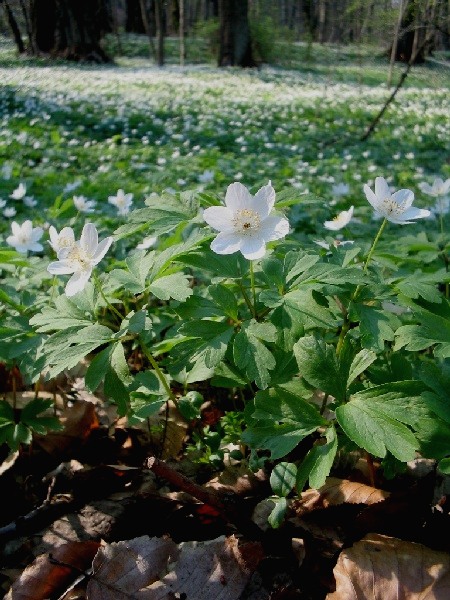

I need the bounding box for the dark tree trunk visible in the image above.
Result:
[218,0,255,67]
[154,0,164,66]
[126,0,145,32]
[30,0,111,62]
[1,0,25,53]
[391,1,427,64]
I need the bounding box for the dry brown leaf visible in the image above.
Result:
[86,535,179,599]
[327,533,450,600]
[295,477,390,514]
[5,541,100,600]
[86,535,263,600]
[139,535,264,600]
[207,465,268,496]
[4,390,64,410]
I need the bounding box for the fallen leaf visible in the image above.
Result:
[294,477,390,514]
[327,533,450,599]
[86,535,263,600]
[87,536,179,599]
[5,541,99,600]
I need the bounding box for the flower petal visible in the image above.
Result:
[240,236,266,260]
[252,181,276,218]
[374,177,390,200]
[92,237,113,263]
[47,260,75,275]
[210,231,242,255]
[363,184,380,211]
[65,270,92,297]
[396,207,431,222]
[202,206,235,232]
[31,227,44,242]
[29,242,43,252]
[392,189,414,209]
[224,182,252,211]
[259,215,290,241]
[11,221,21,236]
[80,223,98,254]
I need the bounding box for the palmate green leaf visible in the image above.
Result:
[30,293,95,333]
[394,269,448,303]
[149,272,193,302]
[270,303,305,351]
[335,381,428,461]
[176,247,249,279]
[242,386,326,459]
[41,324,115,379]
[268,497,288,529]
[284,251,320,285]
[350,304,397,351]
[0,423,32,451]
[289,262,366,291]
[178,320,235,368]
[85,342,132,392]
[233,320,277,389]
[293,335,345,402]
[394,297,450,358]
[208,284,238,320]
[113,191,199,240]
[296,426,338,491]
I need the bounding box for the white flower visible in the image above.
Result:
[430,196,450,218]
[73,195,96,213]
[47,223,113,297]
[136,235,158,250]
[198,170,215,184]
[324,206,354,231]
[363,177,430,224]
[108,189,133,216]
[3,206,16,218]
[332,183,349,197]
[10,183,27,200]
[0,198,6,208]
[63,180,82,194]
[1,163,12,180]
[202,181,290,260]
[419,177,450,197]
[23,196,37,208]
[6,220,44,254]
[48,226,76,255]
[314,239,354,250]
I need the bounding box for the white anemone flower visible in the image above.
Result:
[324,206,354,231]
[3,207,16,218]
[6,220,44,254]
[47,223,113,297]
[419,177,450,197]
[108,189,133,215]
[314,239,354,250]
[73,195,96,213]
[202,181,290,260]
[363,177,430,224]
[48,226,76,256]
[23,195,37,208]
[10,183,27,200]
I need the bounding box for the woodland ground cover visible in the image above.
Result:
[0,34,450,599]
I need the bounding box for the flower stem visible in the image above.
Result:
[337,218,388,356]
[238,280,256,319]
[93,272,122,322]
[139,338,178,407]
[249,260,257,316]
[363,218,388,273]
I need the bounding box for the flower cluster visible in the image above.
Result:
[47,223,113,297]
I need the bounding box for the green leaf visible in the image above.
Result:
[268,497,288,529]
[209,284,238,320]
[350,304,397,351]
[395,270,447,303]
[438,458,450,474]
[335,382,427,461]
[270,462,297,497]
[178,320,234,368]
[233,321,276,389]
[150,273,193,302]
[346,347,377,388]
[242,386,326,459]
[293,335,345,401]
[296,426,338,491]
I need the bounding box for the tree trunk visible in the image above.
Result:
[139,0,156,58]
[154,0,164,66]
[179,0,185,65]
[1,0,25,53]
[126,0,145,32]
[218,0,255,67]
[30,0,111,62]
[390,0,427,63]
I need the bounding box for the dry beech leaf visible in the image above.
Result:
[295,477,390,514]
[87,535,263,600]
[5,541,100,600]
[87,535,179,599]
[327,533,450,600]
[207,465,268,496]
[140,535,264,600]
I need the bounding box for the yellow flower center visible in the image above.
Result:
[232,209,261,234]
[380,196,404,217]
